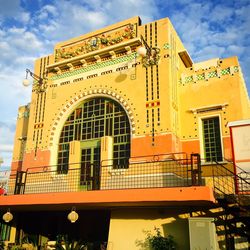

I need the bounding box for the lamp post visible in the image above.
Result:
[137,35,160,67]
[23,69,47,93]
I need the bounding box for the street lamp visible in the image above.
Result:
[23,69,47,93]
[137,35,160,67]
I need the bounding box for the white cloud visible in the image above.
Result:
[36,4,59,21]
[0,145,13,153]
[14,56,37,65]
[19,11,31,24]
[32,0,158,41]
[209,5,234,22]
[227,45,245,56]
[11,31,43,51]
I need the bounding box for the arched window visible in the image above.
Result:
[57,97,131,172]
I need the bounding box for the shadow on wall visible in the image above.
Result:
[162,219,189,250]
[133,207,226,250]
[115,73,127,82]
[135,227,177,250]
[134,214,189,250]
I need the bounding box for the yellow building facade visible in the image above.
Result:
[11,17,250,171]
[1,16,250,250]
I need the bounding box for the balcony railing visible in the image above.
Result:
[212,161,250,203]
[5,154,203,195]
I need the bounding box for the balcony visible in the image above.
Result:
[2,153,249,210]
[6,154,203,195]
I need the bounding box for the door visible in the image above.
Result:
[80,139,101,190]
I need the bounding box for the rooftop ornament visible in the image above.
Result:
[137,35,160,67]
[23,69,47,93]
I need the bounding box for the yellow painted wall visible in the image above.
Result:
[108,208,190,250]
[11,105,30,170]
[107,207,230,250]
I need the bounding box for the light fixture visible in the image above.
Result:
[23,69,47,93]
[67,207,79,223]
[137,35,160,67]
[137,46,147,57]
[2,209,13,223]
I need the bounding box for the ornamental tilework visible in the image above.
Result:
[234,66,239,73]
[207,71,217,78]
[185,76,193,83]
[221,67,230,75]
[181,66,239,84]
[163,43,171,49]
[50,52,137,80]
[197,73,205,80]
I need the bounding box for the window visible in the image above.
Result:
[202,117,223,162]
[57,98,131,171]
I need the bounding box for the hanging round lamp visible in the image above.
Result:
[3,209,13,223]
[137,46,147,57]
[67,207,79,223]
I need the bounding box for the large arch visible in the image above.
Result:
[48,90,135,168]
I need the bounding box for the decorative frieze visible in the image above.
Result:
[50,52,137,81]
[180,66,239,85]
[55,23,137,63]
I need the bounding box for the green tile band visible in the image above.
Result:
[50,52,137,80]
[181,66,239,84]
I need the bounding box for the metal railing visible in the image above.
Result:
[4,156,249,198]
[212,161,250,202]
[5,155,203,195]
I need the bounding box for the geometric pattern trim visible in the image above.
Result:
[185,75,193,83]
[50,52,137,81]
[49,89,136,145]
[181,66,239,84]
[163,43,171,49]
[146,100,160,108]
[221,67,230,75]
[207,71,217,78]
[34,123,44,129]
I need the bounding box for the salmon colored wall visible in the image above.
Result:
[131,134,177,158]
[223,137,232,160]
[180,137,232,160]
[22,150,51,171]
[180,140,200,156]
[11,161,23,172]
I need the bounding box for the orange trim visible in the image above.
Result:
[0,186,215,208]
[235,159,250,163]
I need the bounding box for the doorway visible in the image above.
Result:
[80,139,101,190]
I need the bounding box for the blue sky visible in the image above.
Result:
[0,0,250,168]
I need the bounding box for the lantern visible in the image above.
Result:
[3,209,13,223]
[67,207,79,223]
